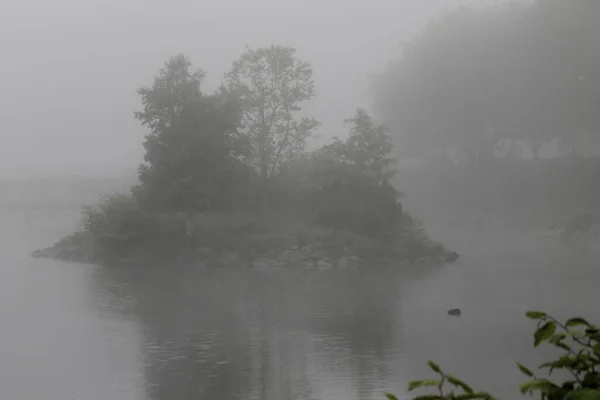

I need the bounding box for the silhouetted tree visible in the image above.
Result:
[374,1,600,163]
[133,54,249,212]
[224,45,320,208]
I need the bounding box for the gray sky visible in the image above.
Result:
[0,0,469,178]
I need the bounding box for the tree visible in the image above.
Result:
[133,54,248,212]
[373,1,600,163]
[135,53,205,135]
[326,108,396,182]
[307,109,404,236]
[224,45,320,207]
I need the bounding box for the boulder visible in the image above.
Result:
[445,251,460,263]
[278,249,306,264]
[252,258,279,271]
[316,259,334,270]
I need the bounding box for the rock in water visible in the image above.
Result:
[445,251,460,263]
[447,308,461,317]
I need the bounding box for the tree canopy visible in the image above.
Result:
[224,45,320,182]
[133,54,248,212]
[374,0,600,163]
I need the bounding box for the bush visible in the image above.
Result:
[387,311,600,400]
[82,194,189,263]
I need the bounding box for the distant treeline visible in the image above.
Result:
[396,156,600,229]
[374,0,600,164]
[372,0,600,227]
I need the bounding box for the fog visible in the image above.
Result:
[2,0,600,399]
[0,0,471,178]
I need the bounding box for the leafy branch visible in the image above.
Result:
[388,311,600,400]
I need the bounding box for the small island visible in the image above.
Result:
[32,47,458,269]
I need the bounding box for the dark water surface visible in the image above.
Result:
[2,208,599,400]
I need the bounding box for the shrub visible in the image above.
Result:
[82,194,188,263]
[387,311,600,400]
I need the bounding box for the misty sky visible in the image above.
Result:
[1,0,471,178]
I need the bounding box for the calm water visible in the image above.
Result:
[2,207,599,400]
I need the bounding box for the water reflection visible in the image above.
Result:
[7,206,600,400]
[90,266,431,400]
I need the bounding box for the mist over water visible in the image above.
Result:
[2,180,598,400]
[2,0,599,398]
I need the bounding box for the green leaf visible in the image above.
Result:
[566,318,591,327]
[561,381,577,390]
[427,360,442,374]
[519,381,536,394]
[409,379,443,391]
[547,387,569,400]
[385,393,399,400]
[564,389,600,400]
[582,372,599,388]
[588,333,600,341]
[594,343,600,358]
[550,333,567,342]
[519,380,558,394]
[455,394,494,400]
[412,396,445,400]
[534,322,557,347]
[526,311,547,320]
[447,375,474,393]
[516,362,535,377]
[585,328,599,336]
[555,342,573,352]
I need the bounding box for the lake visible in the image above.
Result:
[1,205,599,400]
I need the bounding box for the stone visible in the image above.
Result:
[444,251,460,263]
[316,259,334,270]
[252,258,279,271]
[219,251,239,267]
[278,249,306,265]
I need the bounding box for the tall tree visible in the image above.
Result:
[133,54,247,212]
[224,45,320,197]
[135,53,205,135]
[310,109,403,236]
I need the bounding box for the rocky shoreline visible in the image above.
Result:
[31,233,460,270]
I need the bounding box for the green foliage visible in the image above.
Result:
[325,108,396,181]
[44,48,453,266]
[82,194,189,263]
[224,45,320,183]
[133,54,249,213]
[390,311,600,400]
[404,360,494,400]
[304,109,404,237]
